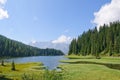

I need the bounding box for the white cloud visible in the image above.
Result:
[0,8,9,19]
[93,0,120,29]
[0,0,9,20]
[31,40,37,44]
[0,0,6,5]
[52,35,72,44]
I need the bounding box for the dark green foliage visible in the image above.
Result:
[0,74,12,80]
[69,21,120,56]
[68,39,77,55]
[0,35,64,57]
[11,61,15,71]
[1,60,4,66]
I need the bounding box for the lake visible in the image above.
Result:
[2,56,67,70]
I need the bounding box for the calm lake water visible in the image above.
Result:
[3,56,67,70]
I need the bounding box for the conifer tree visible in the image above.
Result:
[68,21,120,56]
[11,61,15,71]
[1,60,4,66]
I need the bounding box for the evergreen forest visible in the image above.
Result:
[68,22,120,57]
[0,35,64,57]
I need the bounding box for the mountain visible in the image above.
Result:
[0,35,64,57]
[29,41,69,54]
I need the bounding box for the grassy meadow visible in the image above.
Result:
[59,55,120,80]
[0,62,45,80]
[0,62,64,80]
[62,56,120,64]
[59,64,120,80]
[1,56,120,80]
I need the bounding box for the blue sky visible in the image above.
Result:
[0,0,111,44]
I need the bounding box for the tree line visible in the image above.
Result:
[0,35,64,57]
[68,21,120,56]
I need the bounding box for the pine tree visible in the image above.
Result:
[11,61,15,71]
[1,60,4,66]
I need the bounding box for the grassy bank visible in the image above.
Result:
[59,55,120,80]
[0,62,45,80]
[59,64,120,80]
[0,62,65,80]
[63,55,120,64]
[1,56,120,80]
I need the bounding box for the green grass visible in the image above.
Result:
[63,55,120,64]
[0,62,44,80]
[59,55,120,80]
[21,69,64,80]
[0,62,64,80]
[59,64,120,80]
[65,55,96,59]
[1,56,120,80]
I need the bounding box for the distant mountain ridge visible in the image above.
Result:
[29,41,69,54]
[0,35,64,57]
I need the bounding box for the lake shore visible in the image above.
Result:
[59,55,120,80]
[1,56,120,80]
[0,62,45,80]
[0,56,67,70]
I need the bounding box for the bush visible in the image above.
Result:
[1,60,4,66]
[11,61,16,71]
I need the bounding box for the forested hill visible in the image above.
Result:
[68,22,120,56]
[0,35,64,57]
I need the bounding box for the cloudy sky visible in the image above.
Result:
[0,0,119,44]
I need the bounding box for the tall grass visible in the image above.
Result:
[22,69,64,80]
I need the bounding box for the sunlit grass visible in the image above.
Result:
[0,62,44,80]
[22,69,64,80]
[0,62,64,80]
[59,63,120,80]
[63,55,120,64]
[58,55,120,80]
[1,56,120,80]
[65,55,96,59]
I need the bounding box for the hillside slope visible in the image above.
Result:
[69,22,120,56]
[0,35,64,57]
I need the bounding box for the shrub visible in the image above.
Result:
[1,60,4,66]
[11,61,16,71]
